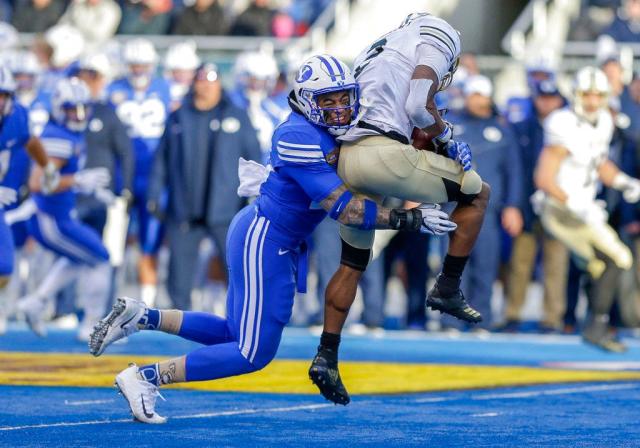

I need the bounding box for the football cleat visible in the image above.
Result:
[115,363,166,424]
[17,294,48,337]
[89,296,145,357]
[426,276,482,323]
[309,347,350,405]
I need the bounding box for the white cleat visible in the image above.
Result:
[89,296,145,357]
[115,364,167,424]
[17,294,47,337]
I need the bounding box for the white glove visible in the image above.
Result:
[417,203,457,235]
[94,188,116,205]
[612,172,640,203]
[73,167,111,195]
[566,197,608,225]
[237,157,271,197]
[40,161,60,195]
[0,186,17,207]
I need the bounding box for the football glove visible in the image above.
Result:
[612,172,640,203]
[40,161,60,195]
[417,203,457,235]
[74,167,111,194]
[446,140,473,172]
[0,186,17,207]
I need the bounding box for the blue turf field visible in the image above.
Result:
[2,327,640,447]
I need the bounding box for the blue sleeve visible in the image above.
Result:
[503,127,524,209]
[273,130,327,168]
[280,163,344,203]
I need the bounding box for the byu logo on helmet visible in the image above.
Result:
[296,64,313,83]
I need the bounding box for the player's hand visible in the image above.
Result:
[501,206,523,237]
[0,186,17,207]
[417,203,457,235]
[73,167,111,194]
[446,140,473,172]
[40,161,60,195]
[432,121,454,150]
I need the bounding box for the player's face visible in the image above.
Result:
[14,73,36,92]
[78,69,105,96]
[316,90,353,126]
[533,94,563,119]
[580,91,606,114]
[171,69,196,86]
[0,92,11,116]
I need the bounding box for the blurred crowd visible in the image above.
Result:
[2,1,640,342]
[0,0,331,39]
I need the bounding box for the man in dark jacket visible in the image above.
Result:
[172,0,228,35]
[229,0,275,36]
[148,63,262,310]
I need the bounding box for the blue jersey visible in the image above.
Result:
[256,111,343,243]
[106,77,171,180]
[0,103,31,192]
[33,121,84,218]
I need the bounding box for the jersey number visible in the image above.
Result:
[353,38,387,79]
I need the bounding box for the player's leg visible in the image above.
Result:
[166,222,206,309]
[19,212,109,335]
[113,209,296,423]
[0,209,14,289]
[338,136,487,322]
[504,230,536,326]
[540,229,569,330]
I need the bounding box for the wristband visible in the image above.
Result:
[389,208,422,231]
[359,199,377,230]
[329,190,354,220]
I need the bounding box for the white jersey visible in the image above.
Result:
[543,107,614,203]
[340,13,461,143]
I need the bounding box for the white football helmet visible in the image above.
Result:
[0,67,16,120]
[164,41,201,72]
[45,25,85,69]
[292,54,359,136]
[51,78,91,132]
[233,50,279,99]
[573,66,610,122]
[122,38,158,90]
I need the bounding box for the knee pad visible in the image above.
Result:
[340,238,372,272]
[461,170,483,196]
[339,224,374,250]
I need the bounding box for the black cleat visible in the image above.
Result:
[426,279,482,324]
[309,347,350,405]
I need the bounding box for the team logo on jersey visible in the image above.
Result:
[221,117,240,133]
[325,147,340,166]
[483,126,502,142]
[210,119,220,131]
[616,113,631,130]
[88,118,103,133]
[296,65,313,83]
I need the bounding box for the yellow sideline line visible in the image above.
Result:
[1,351,639,394]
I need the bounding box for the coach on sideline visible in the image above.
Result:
[148,62,262,310]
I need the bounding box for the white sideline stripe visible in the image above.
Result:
[0,403,333,431]
[471,412,500,418]
[414,383,639,403]
[64,399,115,406]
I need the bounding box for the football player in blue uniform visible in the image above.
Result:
[88,55,456,424]
[0,67,59,290]
[16,78,112,339]
[106,38,171,307]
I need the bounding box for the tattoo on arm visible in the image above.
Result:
[320,185,391,228]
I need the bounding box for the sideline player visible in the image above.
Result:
[309,12,490,405]
[0,67,59,290]
[107,38,171,307]
[17,78,113,339]
[88,55,457,424]
[534,66,640,352]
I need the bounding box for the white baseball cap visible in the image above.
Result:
[463,74,493,98]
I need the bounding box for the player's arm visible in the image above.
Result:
[406,64,446,137]
[28,157,74,193]
[534,145,569,203]
[599,159,640,203]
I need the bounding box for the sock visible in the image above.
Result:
[138,308,161,330]
[137,363,160,386]
[441,254,469,280]
[319,331,341,352]
[140,284,157,307]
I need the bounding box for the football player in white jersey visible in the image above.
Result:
[309,13,490,405]
[534,66,640,352]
